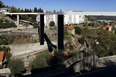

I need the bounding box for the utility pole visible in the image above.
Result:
[93,19,96,68]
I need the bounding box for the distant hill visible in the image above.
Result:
[89,16,116,21]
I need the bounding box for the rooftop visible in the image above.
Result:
[64,26,74,30]
[104,25,112,28]
[0,51,5,61]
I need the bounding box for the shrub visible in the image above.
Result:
[0,36,14,45]
[0,46,10,53]
[0,19,16,29]
[51,50,67,65]
[31,51,52,69]
[8,59,25,75]
[33,23,38,28]
[5,52,12,62]
[49,21,55,27]
[64,30,70,39]
[75,26,82,35]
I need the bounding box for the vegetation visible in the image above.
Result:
[89,16,116,21]
[49,21,55,27]
[30,51,52,70]
[52,50,68,64]
[0,35,14,45]
[0,19,16,29]
[78,36,85,45]
[0,1,5,8]
[5,52,12,62]
[0,46,12,62]
[64,30,70,38]
[75,26,82,35]
[8,59,25,75]
[0,46,10,52]
[82,28,116,58]
[33,23,38,28]
[30,50,76,70]
[0,0,43,24]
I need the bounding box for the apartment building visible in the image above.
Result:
[36,11,85,27]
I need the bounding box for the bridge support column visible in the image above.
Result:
[17,14,19,27]
[57,15,64,50]
[39,14,44,45]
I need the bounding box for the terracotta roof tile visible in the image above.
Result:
[72,11,83,12]
[33,55,37,59]
[64,26,74,30]
[0,51,4,61]
[104,25,112,28]
[63,51,68,56]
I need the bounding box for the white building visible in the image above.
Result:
[36,11,85,27]
[0,8,8,13]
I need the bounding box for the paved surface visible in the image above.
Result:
[0,68,11,74]
[97,55,116,68]
[72,66,116,77]
[8,41,57,57]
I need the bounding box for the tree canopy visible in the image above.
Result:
[49,21,55,27]
[34,7,37,12]
[75,26,82,35]
[0,1,5,8]
[8,59,24,75]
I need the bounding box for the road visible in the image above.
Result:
[51,66,116,77]
[75,66,116,77]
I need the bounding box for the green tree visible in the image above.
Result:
[38,8,43,12]
[75,26,82,35]
[0,1,5,8]
[10,6,20,12]
[31,51,52,69]
[20,15,28,20]
[52,50,66,64]
[8,59,24,75]
[34,7,37,12]
[64,30,71,39]
[49,21,55,27]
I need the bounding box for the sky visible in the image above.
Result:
[1,0,116,12]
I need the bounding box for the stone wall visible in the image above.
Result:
[63,51,98,72]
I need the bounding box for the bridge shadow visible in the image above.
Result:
[22,50,97,77]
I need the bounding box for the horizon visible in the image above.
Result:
[1,0,116,12]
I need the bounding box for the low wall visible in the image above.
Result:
[97,55,116,68]
[63,51,98,72]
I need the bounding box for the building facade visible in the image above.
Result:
[0,8,8,13]
[36,11,85,27]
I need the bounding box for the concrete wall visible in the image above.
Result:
[97,55,116,68]
[63,51,98,72]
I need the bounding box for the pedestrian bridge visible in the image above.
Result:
[5,12,116,50]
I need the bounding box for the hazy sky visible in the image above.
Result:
[1,0,116,12]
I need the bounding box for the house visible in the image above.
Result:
[103,25,112,31]
[0,8,8,13]
[64,26,75,35]
[0,51,5,69]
